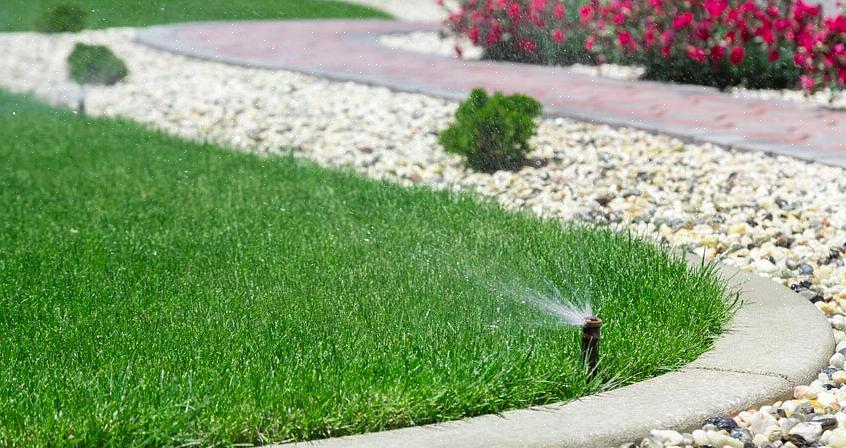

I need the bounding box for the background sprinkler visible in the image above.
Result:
[581,316,601,379]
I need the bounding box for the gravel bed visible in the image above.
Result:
[4,29,846,448]
[380,30,846,109]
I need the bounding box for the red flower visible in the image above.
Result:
[553,3,566,19]
[552,29,565,43]
[800,75,815,90]
[508,3,521,22]
[579,5,594,23]
[530,0,546,12]
[618,31,633,47]
[704,0,728,18]
[519,38,537,53]
[768,48,780,62]
[468,26,480,44]
[729,46,745,64]
[711,45,726,60]
[487,21,502,46]
[673,12,694,30]
[687,46,707,62]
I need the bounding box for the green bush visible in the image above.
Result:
[439,88,542,172]
[33,3,87,33]
[67,43,129,86]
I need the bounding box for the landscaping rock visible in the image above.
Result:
[787,422,823,445]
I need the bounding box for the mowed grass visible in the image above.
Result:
[0,90,734,447]
[0,0,389,32]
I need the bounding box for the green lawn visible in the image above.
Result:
[0,0,390,32]
[0,90,734,447]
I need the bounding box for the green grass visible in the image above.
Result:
[0,90,735,447]
[1,0,390,32]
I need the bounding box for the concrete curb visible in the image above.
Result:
[277,256,833,448]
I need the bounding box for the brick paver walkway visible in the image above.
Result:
[136,20,846,168]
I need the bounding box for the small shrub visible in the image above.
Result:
[439,88,542,172]
[67,43,129,86]
[33,3,88,33]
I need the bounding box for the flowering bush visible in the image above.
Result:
[789,3,846,90]
[444,0,846,92]
[579,0,801,89]
[443,0,596,65]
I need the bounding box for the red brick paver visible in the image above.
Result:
[136,20,846,168]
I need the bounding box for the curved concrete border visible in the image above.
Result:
[278,256,832,448]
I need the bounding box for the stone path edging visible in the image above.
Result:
[279,255,833,448]
[135,20,846,169]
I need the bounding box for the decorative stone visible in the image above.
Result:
[787,421,823,445]
[704,416,739,431]
[829,428,846,448]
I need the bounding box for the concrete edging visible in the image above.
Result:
[278,256,833,448]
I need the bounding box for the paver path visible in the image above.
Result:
[136,20,846,168]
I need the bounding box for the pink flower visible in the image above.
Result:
[673,12,694,30]
[553,3,566,19]
[530,0,546,12]
[486,22,502,46]
[552,29,566,43]
[687,46,707,62]
[711,45,726,60]
[618,31,633,47]
[468,26,480,44]
[579,5,594,23]
[729,46,745,64]
[519,38,537,53]
[704,0,728,18]
[508,2,521,22]
[800,75,816,90]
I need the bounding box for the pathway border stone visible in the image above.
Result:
[280,255,833,448]
[135,19,846,169]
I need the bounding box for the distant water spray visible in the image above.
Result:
[413,246,602,377]
[520,282,594,326]
[485,273,595,328]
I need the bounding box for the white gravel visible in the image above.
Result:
[4,28,846,448]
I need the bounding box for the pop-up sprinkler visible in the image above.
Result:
[581,316,602,379]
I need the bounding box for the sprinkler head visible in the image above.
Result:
[581,316,602,379]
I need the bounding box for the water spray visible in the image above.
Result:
[581,316,601,379]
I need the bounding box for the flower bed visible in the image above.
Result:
[444,0,846,92]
